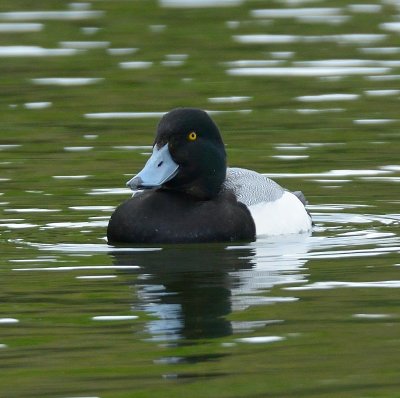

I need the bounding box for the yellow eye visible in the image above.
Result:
[188,131,197,141]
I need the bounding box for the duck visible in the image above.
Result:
[107,108,312,244]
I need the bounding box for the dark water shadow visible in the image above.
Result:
[111,244,254,341]
[110,236,310,343]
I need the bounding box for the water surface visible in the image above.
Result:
[1,1,399,397]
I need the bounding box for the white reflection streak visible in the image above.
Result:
[0,11,104,20]
[92,315,138,321]
[301,246,400,259]
[0,318,19,324]
[294,59,400,67]
[237,336,285,344]
[13,265,140,271]
[380,22,400,32]
[160,0,243,7]
[229,236,311,311]
[0,223,37,229]
[251,8,342,18]
[286,280,400,291]
[296,94,359,101]
[59,41,110,49]
[4,208,59,213]
[354,119,395,125]
[119,61,153,69]
[10,240,161,254]
[85,109,251,119]
[233,34,386,44]
[227,67,390,77]
[31,77,103,86]
[0,46,80,57]
[24,102,52,109]
[265,168,393,178]
[0,23,43,32]
[43,220,107,229]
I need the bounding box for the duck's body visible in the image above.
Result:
[107,108,312,244]
[107,188,255,244]
[223,167,312,236]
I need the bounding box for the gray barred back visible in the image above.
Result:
[223,167,285,207]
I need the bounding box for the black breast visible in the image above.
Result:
[107,189,255,244]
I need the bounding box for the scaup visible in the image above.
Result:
[107,108,312,244]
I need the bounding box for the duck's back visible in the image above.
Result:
[223,167,284,206]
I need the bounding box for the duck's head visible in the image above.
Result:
[126,108,227,199]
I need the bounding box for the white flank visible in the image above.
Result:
[249,191,312,236]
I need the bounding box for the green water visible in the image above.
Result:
[1,1,400,397]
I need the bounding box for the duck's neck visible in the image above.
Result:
[184,169,227,200]
[165,161,227,200]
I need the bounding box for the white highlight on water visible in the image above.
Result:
[251,8,342,18]
[359,47,400,55]
[43,220,106,229]
[354,119,395,125]
[208,96,252,103]
[92,315,138,321]
[69,206,114,211]
[0,144,21,150]
[81,27,101,35]
[364,89,400,96]
[295,59,400,67]
[347,4,382,13]
[119,61,153,69]
[149,24,167,33]
[295,108,344,114]
[59,41,110,49]
[0,223,37,229]
[0,46,80,57]
[366,74,400,81]
[107,48,138,55]
[0,318,19,324]
[0,22,43,32]
[237,336,285,344]
[85,112,167,119]
[113,145,152,150]
[23,102,52,109]
[4,208,59,213]
[227,67,389,77]
[85,109,251,119]
[76,275,117,280]
[223,60,283,67]
[353,313,392,319]
[286,281,400,290]
[265,168,392,178]
[160,0,243,7]
[0,11,104,20]
[233,34,386,45]
[88,188,131,195]
[53,175,91,179]
[13,265,140,272]
[31,77,103,86]
[64,146,93,152]
[272,155,309,160]
[296,94,359,102]
[380,22,400,32]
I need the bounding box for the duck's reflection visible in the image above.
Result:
[110,236,310,342]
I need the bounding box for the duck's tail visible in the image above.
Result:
[293,190,308,206]
[293,190,313,225]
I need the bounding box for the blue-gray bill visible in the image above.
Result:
[126,144,179,190]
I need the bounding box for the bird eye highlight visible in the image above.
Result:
[187,131,197,141]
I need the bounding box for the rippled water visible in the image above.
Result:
[1,1,400,397]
